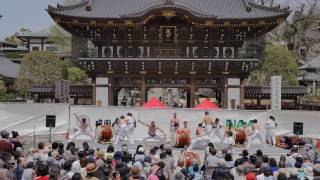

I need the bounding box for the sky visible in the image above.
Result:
[0,0,64,40]
[0,0,305,41]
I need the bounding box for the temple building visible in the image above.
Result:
[45,0,295,108]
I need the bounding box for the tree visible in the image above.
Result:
[4,28,32,45]
[261,45,299,85]
[48,25,71,54]
[67,67,88,84]
[15,51,67,95]
[0,78,14,102]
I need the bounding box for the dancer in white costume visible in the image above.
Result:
[188,123,211,150]
[265,116,278,146]
[138,120,166,142]
[202,111,214,135]
[114,116,134,145]
[71,114,94,141]
[210,118,224,142]
[111,118,120,141]
[246,119,263,148]
[223,131,235,153]
[125,112,136,135]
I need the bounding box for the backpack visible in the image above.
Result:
[148,174,159,180]
[155,169,166,180]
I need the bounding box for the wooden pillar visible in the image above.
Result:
[108,77,113,106]
[92,84,96,105]
[27,38,30,52]
[141,76,146,105]
[97,45,103,58]
[41,38,44,51]
[240,78,245,109]
[223,76,228,109]
[257,95,261,109]
[190,78,195,108]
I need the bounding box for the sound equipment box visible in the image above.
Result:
[46,115,56,128]
[293,122,303,135]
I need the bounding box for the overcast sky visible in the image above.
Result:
[0,0,308,40]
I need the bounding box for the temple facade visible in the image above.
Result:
[47,0,291,108]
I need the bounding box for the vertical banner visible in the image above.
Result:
[271,76,281,110]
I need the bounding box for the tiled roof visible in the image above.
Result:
[29,85,92,97]
[48,0,290,20]
[299,72,320,82]
[300,56,320,70]
[17,28,51,38]
[196,86,307,97]
[245,86,308,96]
[0,56,20,79]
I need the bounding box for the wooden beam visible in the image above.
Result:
[141,76,146,104]
[240,78,245,109]
[108,77,113,106]
[190,77,196,108]
[223,76,228,109]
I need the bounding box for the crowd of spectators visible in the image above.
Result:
[0,130,320,180]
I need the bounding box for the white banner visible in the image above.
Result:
[0,104,319,140]
[70,106,266,140]
[70,106,320,140]
[0,103,69,136]
[271,76,282,110]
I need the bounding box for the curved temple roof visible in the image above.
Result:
[47,0,290,20]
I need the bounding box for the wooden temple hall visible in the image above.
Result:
[44,0,300,108]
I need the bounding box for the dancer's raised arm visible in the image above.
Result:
[138,119,149,127]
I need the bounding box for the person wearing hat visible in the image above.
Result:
[95,150,105,161]
[134,147,146,163]
[0,130,14,159]
[288,168,299,179]
[246,172,256,180]
[85,163,99,180]
[313,164,320,178]
[304,166,314,179]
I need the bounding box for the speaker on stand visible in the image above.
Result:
[46,115,56,143]
[293,122,304,148]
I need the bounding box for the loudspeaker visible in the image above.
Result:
[46,115,56,128]
[293,122,303,135]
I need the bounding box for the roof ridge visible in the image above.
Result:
[48,0,89,12]
[121,1,214,18]
[248,2,290,13]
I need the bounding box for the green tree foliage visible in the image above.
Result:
[4,28,32,45]
[249,45,299,86]
[15,51,67,95]
[0,78,14,102]
[67,67,88,84]
[48,25,71,54]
